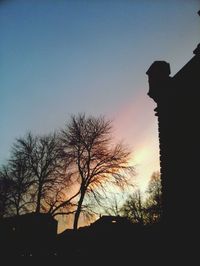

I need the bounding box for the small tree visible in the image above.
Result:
[103,193,124,216]
[145,171,162,223]
[0,166,13,217]
[60,114,134,230]
[121,190,146,225]
[121,172,162,225]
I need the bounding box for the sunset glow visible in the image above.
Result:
[0,2,199,260]
[0,1,199,229]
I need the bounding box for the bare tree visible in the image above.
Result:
[103,193,124,216]
[145,171,162,223]
[121,190,145,225]
[12,132,67,213]
[0,166,13,218]
[59,114,134,230]
[121,172,162,225]
[7,152,34,215]
[0,156,33,217]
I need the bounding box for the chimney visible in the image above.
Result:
[146,61,171,103]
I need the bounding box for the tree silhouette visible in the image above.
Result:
[12,132,66,213]
[0,166,14,217]
[121,172,162,225]
[59,114,134,230]
[121,189,146,224]
[102,193,124,216]
[145,171,162,223]
[7,152,33,215]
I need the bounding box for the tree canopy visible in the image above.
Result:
[0,114,136,230]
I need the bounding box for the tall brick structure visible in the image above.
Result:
[146,37,200,234]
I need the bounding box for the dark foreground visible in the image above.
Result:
[0,214,197,264]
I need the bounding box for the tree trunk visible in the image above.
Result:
[36,184,42,213]
[16,207,19,216]
[73,189,85,230]
[16,194,20,216]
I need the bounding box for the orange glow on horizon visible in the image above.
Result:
[113,91,160,191]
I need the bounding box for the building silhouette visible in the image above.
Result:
[0,213,57,256]
[146,11,200,258]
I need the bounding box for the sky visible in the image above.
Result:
[0,0,200,195]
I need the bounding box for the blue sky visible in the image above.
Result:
[0,0,199,190]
